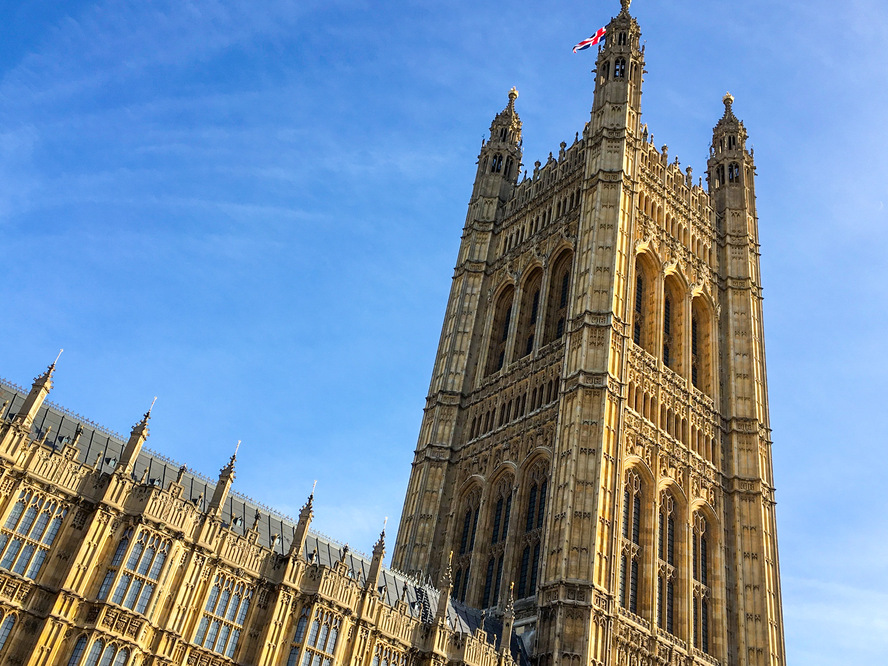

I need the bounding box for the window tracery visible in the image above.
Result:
[98,528,170,615]
[620,470,643,615]
[453,488,481,603]
[517,462,548,599]
[693,512,712,655]
[194,574,253,658]
[0,489,67,580]
[656,492,677,635]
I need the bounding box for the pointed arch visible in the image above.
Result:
[655,486,686,639]
[632,252,659,355]
[544,249,574,344]
[662,272,687,376]
[691,293,715,396]
[514,266,544,361]
[486,284,516,376]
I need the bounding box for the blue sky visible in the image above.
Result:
[0,0,886,662]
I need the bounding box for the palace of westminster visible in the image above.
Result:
[0,1,785,665]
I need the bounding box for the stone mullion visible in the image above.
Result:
[497,484,519,608]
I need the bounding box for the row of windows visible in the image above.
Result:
[599,57,640,84]
[620,471,713,655]
[626,384,718,462]
[712,162,742,188]
[453,462,548,607]
[486,251,573,377]
[633,255,715,395]
[468,378,560,440]
[483,153,514,179]
[67,638,130,666]
[287,608,341,666]
[636,191,713,267]
[501,188,581,256]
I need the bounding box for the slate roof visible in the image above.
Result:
[0,377,530,666]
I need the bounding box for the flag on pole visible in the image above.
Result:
[573,27,607,53]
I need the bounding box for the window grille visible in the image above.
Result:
[0,490,67,580]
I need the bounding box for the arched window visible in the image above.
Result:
[620,471,644,615]
[614,58,626,78]
[0,491,67,581]
[67,636,88,666]
[517,463,548,598]
[715,164,725,188]
[83,641,104,666]
[657,492,678,634]
[728,162,740,183]
[504,156,513,178]
[194,575,253,658]
[632,255,656,354]
[514,269,543,360]
[693,513,712,654]
[600,61,610,82]
[454,489,481,603]
[662,277,685,375]
[691,297,714,396]
[545,251,573,344]
[618,32,627,46]
[486,286,515,375]
[112,649,129,666]
[491,154,503,173]
[0,615,14,652]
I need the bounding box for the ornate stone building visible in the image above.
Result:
[0,370,521,666]
[392,2,785,665]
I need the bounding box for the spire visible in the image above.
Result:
[591,0,644,119]
[118,397,155,476]
[489,87,522,148]
[364,517,387,592]
[289,484,315,558]
[208,440,240,517]
[435,551,453,621]
[14,351,62,429]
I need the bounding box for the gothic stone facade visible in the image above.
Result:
[392,3,785,666]
[0,370,519,666]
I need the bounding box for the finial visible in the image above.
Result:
[508,87,518,102]
[724,92,734,110]
[142,396,157,423]
[620,0,632,13]
[311,479,317,497]
[52,348,63,367]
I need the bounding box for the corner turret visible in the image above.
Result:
[472,88,522,202]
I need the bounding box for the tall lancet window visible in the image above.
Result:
[662,276,684,375]
[545,251,573,344]
[486,286,515,376]
[453,489,481,603]
[691,296,714,396]
[656,492,678,635]
[693,513,712,655]
[483,478,513,608]
[515,269,543,361]
[620,471,644,615]
[517,462,548,599]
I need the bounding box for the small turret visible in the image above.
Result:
[435,551,453,621]
[14,351,62,429]
[208,441,240,518]
[118,398,155,477]
[364,518,387,593]
[500,582,515,653]
[288,485,315,559]
[472,88,523,201]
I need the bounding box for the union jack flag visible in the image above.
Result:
[573,27,607,53]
